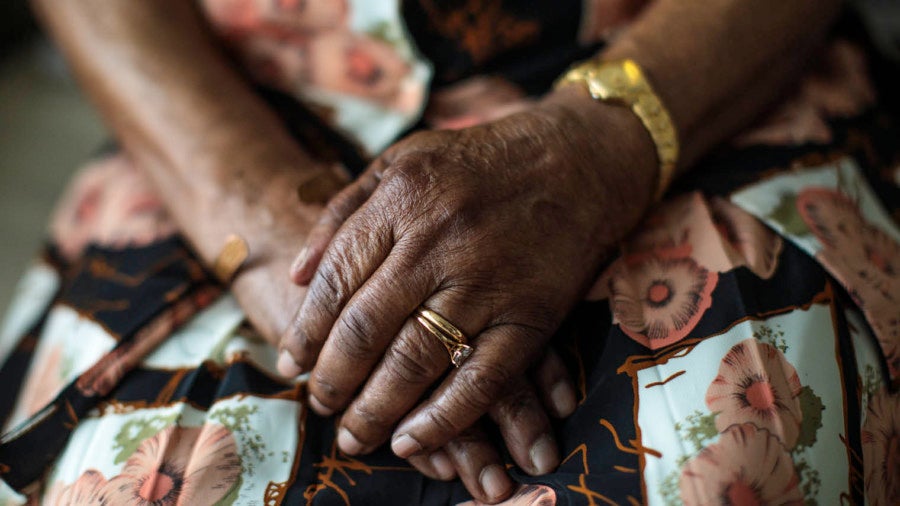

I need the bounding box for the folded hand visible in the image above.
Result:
[279,90,656,502]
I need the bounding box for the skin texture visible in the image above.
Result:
[28,0,576,498]
[30,0,844,503]
[281,0,842,502]
[29,0,335,343]
[282,87,656,502]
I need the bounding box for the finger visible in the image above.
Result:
[278,204,394,377]
[282,129,456,377]
[335,288,488,453]
[445,427,514,504]
[291,164,384,286]
[334,318,446,453]
[391,324,541,458]
[407,449,457,481]
[489,380,559,476]
[306,254,435,416]
[532,349,577,418]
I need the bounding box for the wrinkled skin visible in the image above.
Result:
[33,0,842,501]
[279,91,657,502]
[179,118,585,504]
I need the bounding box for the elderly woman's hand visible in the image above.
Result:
[278,87,658,496]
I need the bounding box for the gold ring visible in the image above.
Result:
[414,307,473,368]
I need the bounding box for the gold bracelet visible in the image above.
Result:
[555,58,678,201]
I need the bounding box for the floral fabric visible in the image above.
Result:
[2,2,900,505]
[199,0,432,155]
[5,152,897,505]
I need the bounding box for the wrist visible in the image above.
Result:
[537,85,658,212]
[185,150,337,267]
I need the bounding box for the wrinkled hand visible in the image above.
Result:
[278,90,656,501]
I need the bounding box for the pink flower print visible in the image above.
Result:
[201,0,348,37]
[709,197,783,280]
[680,423,804,505]
[796,187,900,377]
[862,387,900,506]
[706,339,803,449]
[50,154,176,262]
[734,39,875,147]
[306,31,419,113]
[17,344,65,419]
[796,187,867,247]
[47,424,242,505]
[610,254,718,349]
[236,30,421,114]
[200,0,266,34]
[101,424,241,505]
[46,469,108,505]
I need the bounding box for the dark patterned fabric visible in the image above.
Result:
[1,2,899,505]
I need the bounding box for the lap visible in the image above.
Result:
[1,108,899,504]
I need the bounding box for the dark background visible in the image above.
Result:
[0,1,38,60]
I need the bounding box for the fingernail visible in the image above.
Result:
[391,434,422,458]
[277,349,303,377]
[550,381,577,417]
[429,451,456,480]
[337,427,368,455]
[309,395,335,416]
[530,434,559,475]
[479,464,511,501]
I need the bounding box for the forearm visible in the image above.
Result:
[547,0,842,198]
[31,0,322,263]
[605,0,842,167]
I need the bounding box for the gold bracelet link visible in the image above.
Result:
[555,58,679,201]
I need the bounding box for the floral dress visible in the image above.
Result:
[1,1,899,505]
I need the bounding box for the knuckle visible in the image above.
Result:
[383,338,442,386]
[425,406,463,437]
[518,308,558,334]
[310,260,348,309]
[349,401,391,436]
[381,162,426,198]
[456,362,513,411]
[382,150,443,192]
[333,304,380,360]
[493,312,557,345]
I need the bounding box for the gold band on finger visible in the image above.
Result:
[414,307,473,368]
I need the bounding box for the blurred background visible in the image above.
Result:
[0,1,106,314]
